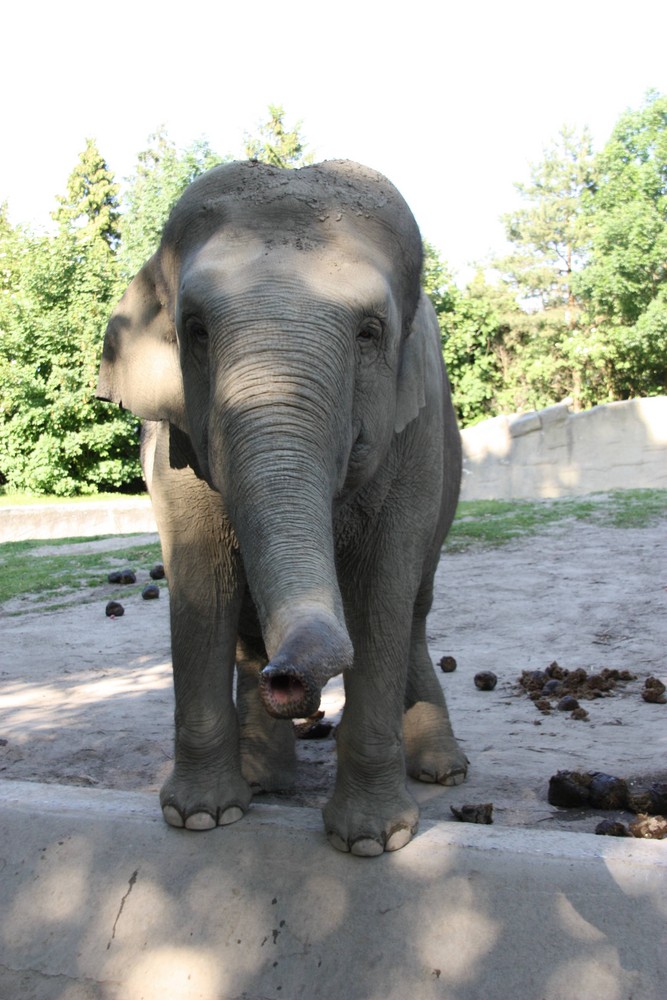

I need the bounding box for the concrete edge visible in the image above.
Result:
[2,778,665,868]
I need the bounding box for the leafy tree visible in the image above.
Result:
[119,128,224,279]
[0,144,142,495]
[423,244,533,424]
[244,104,313,168]
[577,91,667,324]
[492,126,627,411]
[52,137,122,249]
[573,92,667,400]
[499,126,595,311]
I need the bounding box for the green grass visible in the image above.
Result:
[0,490,665,612]
[447,489,667,551]
[0,536,163,610]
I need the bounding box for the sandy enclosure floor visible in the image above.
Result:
[1,516,666,836]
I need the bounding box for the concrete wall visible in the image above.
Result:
[460,396,667,500]
[0,496,157,543]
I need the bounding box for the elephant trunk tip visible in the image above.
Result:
[259,610,353,718]
[259,663,322,720]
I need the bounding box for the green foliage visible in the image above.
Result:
[244,105,313,168]
[424,249,545,425]
[440,94,667,421]
[0,142,142,495]
[119,128,225,279]
[572,91,667,399]
[499,127,594,309]
[52,138,122,249]
[577,92,667,323]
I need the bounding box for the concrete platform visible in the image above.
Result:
[1,780,665,1000]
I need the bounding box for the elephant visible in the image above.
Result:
[97,159,467,856]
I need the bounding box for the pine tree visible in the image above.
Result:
[53,138,121,249]
[244,105,313,168]
[498,126,594,312]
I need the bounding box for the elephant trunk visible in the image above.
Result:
[210,333,353,719]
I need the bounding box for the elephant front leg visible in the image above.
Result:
[161,591,252,830]
[322,599,419,856]
[149,429,253,831]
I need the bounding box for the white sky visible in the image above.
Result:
[3,0,666,281]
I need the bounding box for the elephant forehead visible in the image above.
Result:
[179,242,395,313]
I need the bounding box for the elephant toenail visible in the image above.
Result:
[162,805,185,828]
[185,811,217,831]
[327,832,350,853]
[350,838,384,857]
[218,806,244,826]
[385,826,413,851]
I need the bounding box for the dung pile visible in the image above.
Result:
[548,770,667,839]
[518,661,637,720]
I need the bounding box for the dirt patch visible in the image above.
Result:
[1,516,665,836]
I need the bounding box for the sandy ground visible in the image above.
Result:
[1,516,666,837]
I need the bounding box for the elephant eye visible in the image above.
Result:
[186,317,208,345]
[357,317,384,343]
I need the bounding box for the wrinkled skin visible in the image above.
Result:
[97,160,467,855]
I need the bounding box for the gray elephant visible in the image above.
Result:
[97,160,467,856]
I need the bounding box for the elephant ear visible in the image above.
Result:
[96,256,186,428]
[394,292,433,434]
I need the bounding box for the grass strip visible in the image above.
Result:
[0,490,665,611]
[0,537,163,609]
[447,489,667,551]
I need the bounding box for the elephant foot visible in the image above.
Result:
[403,701,469,786]
[240,719,298,793]
[160,766,252,831]
[322,786,419,856]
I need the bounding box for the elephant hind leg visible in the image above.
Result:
[236,632,298,793]
[403,584,468,786]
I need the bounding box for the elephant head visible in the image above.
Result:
[97,160,430,719]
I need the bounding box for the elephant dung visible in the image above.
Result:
[547,770,629,810]
[107,568,136,585]
[439,655,457,673]
[642,677,666,703]
[474,671,497,691]
[450,802,494,824]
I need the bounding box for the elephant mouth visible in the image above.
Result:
[259,662,322,720]
[350,425,370,462]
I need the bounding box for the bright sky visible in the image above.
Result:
[3,0,666,281]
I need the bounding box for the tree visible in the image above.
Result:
[422,244,532,424]
[244,105,313,168]
[119,128,224,279]
[577,91,667,325]
[52,137,121,249]
[572,92,667,399]
[0,144,142,495]
[499,126,595,312]
[493,128,613,410]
